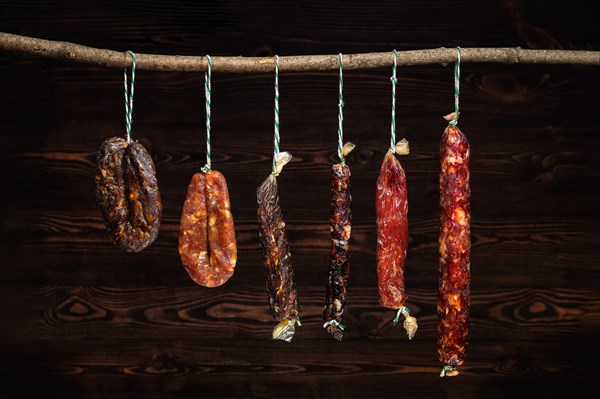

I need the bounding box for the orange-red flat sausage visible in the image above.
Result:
[179,170,237,287]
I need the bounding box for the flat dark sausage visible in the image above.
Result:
[95,137,162,253]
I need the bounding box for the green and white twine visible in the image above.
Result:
[323,319,346,330]
[272,55,281,175]
[337,53,345,162]
[123,51,137,143]
[392,306,410,324]
[202,55,212,173]
[449,47,461,127]
[390,49,398,152]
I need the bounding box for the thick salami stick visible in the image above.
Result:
[95,137,162,253]
[323,142,354,340]
[257,153,299,341]
[438,116,471,377]
[376,140,417,339]
[178,170,237,287]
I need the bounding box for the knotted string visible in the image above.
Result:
[323,319,346,330]
[201,55,212,173]
[123,51,137,143]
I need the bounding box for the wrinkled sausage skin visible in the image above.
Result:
[178,170,237,287]
[376,151,409,309]
[257,174,299,321]
[95,137,162,253]
[438,124,471,368]
[323,162,352,340]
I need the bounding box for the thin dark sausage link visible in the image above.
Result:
[438,123,471,377]
[257,173,299,341]
[323,162,352,341]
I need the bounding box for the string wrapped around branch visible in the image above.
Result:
[323,53,355,341]
[257,55,300,342]
[94,51,163,253]
[376,49,418,340]
[178,54,238,289]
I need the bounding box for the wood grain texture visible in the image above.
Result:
[1,0,599,398]
[1,286,598,398]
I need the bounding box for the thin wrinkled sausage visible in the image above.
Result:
[257,153,299,342]
[95,137,162,252]
[323,142,354,341]
[375,140,417,339]
[178,170,237,287]
[438,116,471,377]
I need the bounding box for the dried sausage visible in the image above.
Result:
[323,143,354,341]
[323,162,352,340]
[438,119,471,377]
[178,170,237,287]
[95,137,162,253]
[375,140,417,339]
[257,171,299,341]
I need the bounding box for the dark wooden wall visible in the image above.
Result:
[1,1,599,398]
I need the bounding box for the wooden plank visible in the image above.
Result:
[0,338,596,398]
[2,284,599,395]
[1,218,598,287]
[2,286,597,342]
[0,1,517,53]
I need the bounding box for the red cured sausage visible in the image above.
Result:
[178,170,237,287]
[376,151,408,308]
[438,118,471,377]
[375,140,417,339]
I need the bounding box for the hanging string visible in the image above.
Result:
[337,53,345,162]
[449,46,461,127]
[272,55,281,175]
[123,51,137,143]
[389,49,398,152]
[201,55,212,172]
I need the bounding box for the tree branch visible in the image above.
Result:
[2,32,600,72]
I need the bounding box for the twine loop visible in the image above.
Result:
[389,50,398,152]
[123,51,137,143]
[201,55,212,173]
[449,47,461,127]
[337,53,345,162]
[272,55,281,175]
